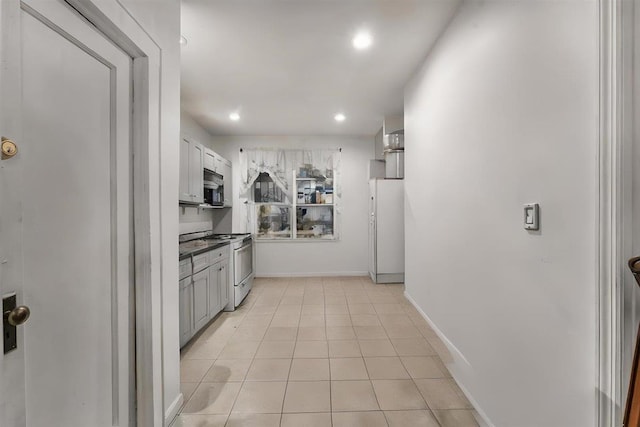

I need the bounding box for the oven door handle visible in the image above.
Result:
[235,244,251,253]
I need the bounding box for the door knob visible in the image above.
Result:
[5,305,30,326]
[1,137,18,159]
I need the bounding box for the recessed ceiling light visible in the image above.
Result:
[352,31,372,50]
[334,113,346,122]
[179,35,188,46]
[229,112,240,121]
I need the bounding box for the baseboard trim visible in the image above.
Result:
[164,392,183,427]
[256,271,368,278]
[404,290,495,427]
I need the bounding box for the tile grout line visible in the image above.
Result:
[324,293,334,427]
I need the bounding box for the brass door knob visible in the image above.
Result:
[1,137,18,159]
[5,305,30,326]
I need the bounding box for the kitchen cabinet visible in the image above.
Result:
[222,159,232,207]
[208,253,230,315]
[179,245,231,348]
[192,269,210,332]
[218,258,230,310]
[208,263,220,317]
[214,155,224,174]
[204,148,224,174]
[179,277,193,347]
[179,138,204,204]
[204,148,216,172]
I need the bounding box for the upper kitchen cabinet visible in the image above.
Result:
[179,138,204,204]
[204,148,225,174]
[222,158,232,207]
[203,148,217,172]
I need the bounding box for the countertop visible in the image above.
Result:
[179,240,230,260]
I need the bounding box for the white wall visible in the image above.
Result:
[212,135,373,276]
[182,112,218,150]
[117,1,181,424]
[404,2,598,427]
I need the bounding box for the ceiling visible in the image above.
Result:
[180,0,460,136]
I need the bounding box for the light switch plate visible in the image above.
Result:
[524,203,539,230]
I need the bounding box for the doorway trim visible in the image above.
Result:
[597,0,634,426]
[64,0,165,425]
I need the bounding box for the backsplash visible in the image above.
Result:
[178,205,213,234]
[179,205,233,235]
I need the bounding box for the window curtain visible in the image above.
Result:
[238,147,342,238]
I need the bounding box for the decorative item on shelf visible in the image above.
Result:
[316,186,323,204]
[325,188,333,204]
[304,186,311,203]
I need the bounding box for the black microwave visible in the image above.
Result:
[204,169,224,206]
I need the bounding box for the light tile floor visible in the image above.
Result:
[174,277,480,427]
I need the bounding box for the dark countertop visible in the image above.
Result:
[179,240,230,260]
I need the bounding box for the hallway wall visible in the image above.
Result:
[403,1,598,426]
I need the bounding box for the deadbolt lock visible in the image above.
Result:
[1,137,18,159]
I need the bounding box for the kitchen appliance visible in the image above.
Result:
[383,131,405,179]
[382,132,404,150]
[369,179,404,283]
[384,149,404,179]
[203,169,224,206]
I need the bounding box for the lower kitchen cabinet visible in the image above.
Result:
[180,249,231,349]
[208,257,230,315]
[208,263,220,317]
[219,258,229,309]
[192,269,210,332]
[179,277,193,348]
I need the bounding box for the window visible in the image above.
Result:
[253,173,292,239]
[239,148,341,241]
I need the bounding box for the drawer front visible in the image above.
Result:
[179,259,192,280]
[192,252,209,273]
[209,246,229,266]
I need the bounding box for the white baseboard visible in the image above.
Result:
[404,290,495,427]
[164,393,184,427]
[256,271,368,278]
[403,291,471,368]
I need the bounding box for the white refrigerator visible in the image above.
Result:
[369,179,404,283]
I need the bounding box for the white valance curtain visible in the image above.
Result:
[238,147,342,237]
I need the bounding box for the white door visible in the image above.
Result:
[0,0,134,426]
